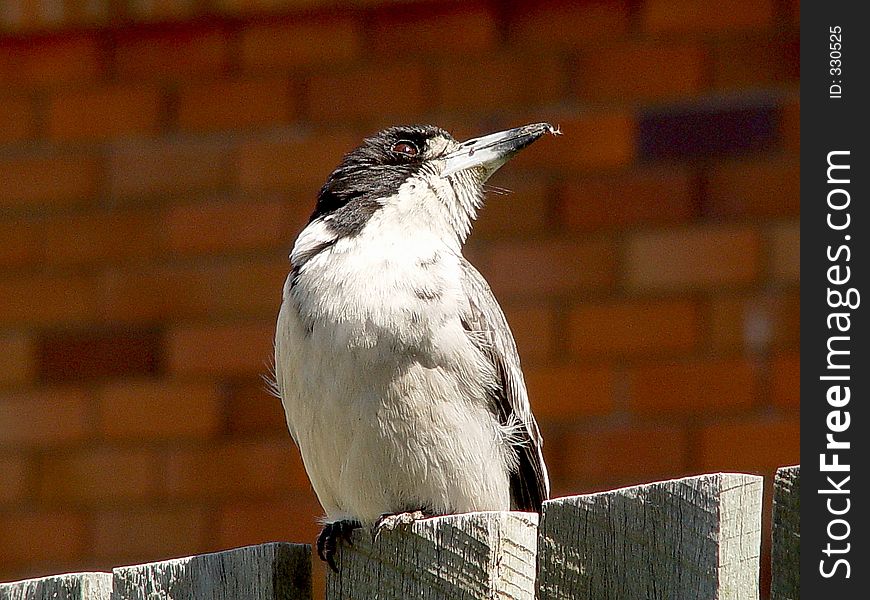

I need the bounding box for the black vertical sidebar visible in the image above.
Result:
[801,1,868,598]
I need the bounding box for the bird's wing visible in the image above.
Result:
[273,283,299,447]
[459,258,550,511]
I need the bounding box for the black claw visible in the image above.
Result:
[326,550,338,574]
[340,522,356,546]
[316,520,360,573]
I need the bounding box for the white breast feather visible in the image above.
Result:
[275,183,512,524]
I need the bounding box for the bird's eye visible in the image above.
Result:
[391,141,419,157]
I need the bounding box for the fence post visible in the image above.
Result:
[111,542,310,600]
[0,573,112,600]
[537,473,763,600]
[326,511,538,600]
[771,465,800,600]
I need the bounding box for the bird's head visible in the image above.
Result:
[308,122,559,247]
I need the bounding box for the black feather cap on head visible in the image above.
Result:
[309,125,454,231]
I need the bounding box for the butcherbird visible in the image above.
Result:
[274,122,558,571]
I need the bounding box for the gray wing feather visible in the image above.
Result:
[459,258,550,511]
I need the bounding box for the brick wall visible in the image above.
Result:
[1,0,798,592]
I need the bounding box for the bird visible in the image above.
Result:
[273,122,558,571]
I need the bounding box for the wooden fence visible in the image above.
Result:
[0,467,800,600]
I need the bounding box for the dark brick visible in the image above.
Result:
[639,102,778,160]
[38,330,161,382]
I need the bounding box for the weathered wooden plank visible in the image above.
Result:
[771,465,800,600]
[111,542,310,600]
[0,572,112,600]
[537,473,763,600]
[327,511,538,600]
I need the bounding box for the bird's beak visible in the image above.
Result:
[442,122,559,180]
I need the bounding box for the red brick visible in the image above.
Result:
[98,266,188,324]
[0,273,100,326]
[421,120,482,146]
[47,84,162,141]
[0,6,38,33]
[769,221,799,283]
[568,300,700,357]
[539,423,570,496]
[768,292,801,350]
[480,238,616,298]
[3,2,109,30]
[166,321,275,376]
[57,1,111,26]
[712,34,800,89]
[97,380,223,440]
[161,199,292,255]
[576,42,707,102]
[511,112,635,172]
[177,77,292,132]
[227,379,287,437]
[102,259,286,324]
[0,95,35,142]
[124,1,198,23]
[771,353,799,410]
[559,424,691,487]
[240,16,361,70]
[0,333,35,385]
[508,0,630,49]
[641,0,775,34]
[43,211,158,266]
[115,26,228,79]
[164,439,307,499]
[788,0,799,24]
[92,506,209,561]
[216,495,322,551]
[0,455,29,503]
[370,3,497,57]
[39,448,159,504]
[285,195,316,234]
[0,35,102,87]
[526,365,615,420]
[697,416,799,473]
[435,54,564,114]
[0,388,90,446]
[306,64,428,122]
[473,178,553,239]
[625,225,762,291]
[0,153,101,208]
[709,291,800,353]
[237,131,357,196]
[502,305,557,364]
[706,157,799,218]
[0,511,86,565]
[174,258,281,320]
[560,168,695,231]
[218,0,341,11]
[629,358,757,415]
[109,138,232,198]
[0,219,42,267]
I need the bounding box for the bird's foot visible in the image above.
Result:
[371,510,430,541]
[317,519,360,573]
